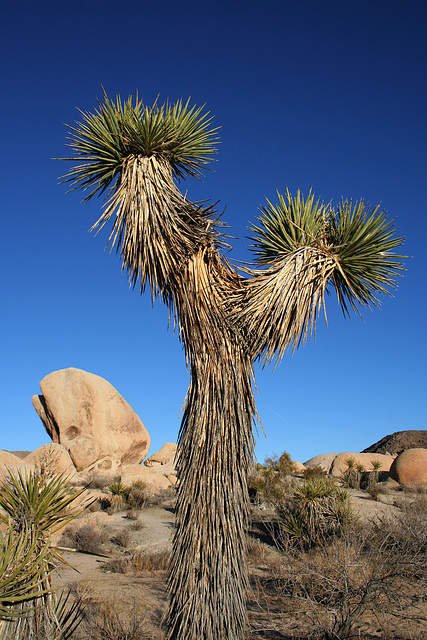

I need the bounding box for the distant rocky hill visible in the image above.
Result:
[362,430,427,456]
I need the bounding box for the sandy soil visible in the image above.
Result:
[50,489,416,639]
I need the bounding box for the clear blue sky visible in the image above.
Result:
[1,0,426,464]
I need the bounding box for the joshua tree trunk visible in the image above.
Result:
[166,246,257,639]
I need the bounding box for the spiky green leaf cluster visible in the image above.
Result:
[327,200,406,315]
[250,189,326,262]
[0,470,87,635]
[0,470,88,535]
[250,189,405,316]
[62,92,219,200]
[0,523,52,620]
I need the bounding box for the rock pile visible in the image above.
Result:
[0,368,177,492]
[362,430,427,456]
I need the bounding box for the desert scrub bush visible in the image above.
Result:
[246,538,269,565]
[370,494,427,580]
[127,483,147,510]
[108,481,131,499]
[103,550,170,575]
[60,523,109,555]
[76,599,154,640]
[124,509,139,520]
[276,476,354,549]
[109,494,127,513]
[341,457,367,489]
[303,464,325,480]
[111,529,131,548]
[252,513,427,640]
[145,486,176,507]
[107,481,147,511]
[249,451,295,503]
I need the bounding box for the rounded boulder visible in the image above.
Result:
[390,448,427,489]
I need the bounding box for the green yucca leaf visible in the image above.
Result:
[0,523,52,620]
[250,189,327,262]
[328,200,406,316]
[243,190,406,364]
[0,469,89,535]
[61,91,219,201]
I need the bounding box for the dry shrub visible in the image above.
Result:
[246,538,269,565]
[125,509,139,520]
[249,452,295,504]
[103,550,170,575]
[60,523,109,555]
[303,464,325,480]
[250,497,427,639]
[111,529,131,548]
[106,481,148,511]
[76,599,154,639]
[110,494,127,512]
[145,487,176,507]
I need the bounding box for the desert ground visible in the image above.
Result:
[50,486,426,640]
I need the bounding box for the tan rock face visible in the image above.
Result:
[0,451,24,466]
[121,464,172,491]
[32,368,150,472]
[144,442,177,467]
[330,452,394,477]
[23,443,75,475]
[304,453,337,474]
[390,448,427,488]
[292,461,306,476]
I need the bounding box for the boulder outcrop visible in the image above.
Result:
[121,464,173,491]
[390,448,427,488]
[145,442,177,467]
[32,368,150,472]
[362,430,427,456]
[23,443,75,476]
[0,450,24,466]
[304,453,337,474]
[330,452,394,477]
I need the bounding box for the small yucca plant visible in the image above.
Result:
[0,470,88,639]
[277,476,353,549]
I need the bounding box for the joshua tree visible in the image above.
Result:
[62,92,404,640]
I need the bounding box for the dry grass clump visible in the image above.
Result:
[74,599,156,640]
[102,550,170,575]
[106,481,148,512]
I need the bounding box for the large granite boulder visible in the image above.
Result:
[32,368,150,472]
[23,443,75,476]
[0,451,24,466]
[304,453,337,474]
[144,442,177,467]
[120,464,172,491]
[390,448,427,489]
[330,452,394,477]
